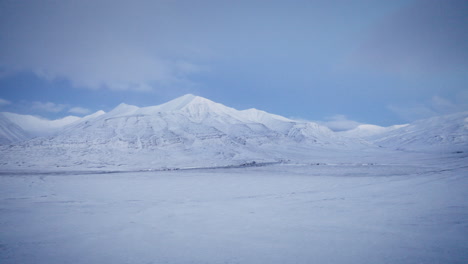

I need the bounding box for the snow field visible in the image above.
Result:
[1,162,467,264]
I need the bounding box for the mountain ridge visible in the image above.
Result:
[0,94,466,171]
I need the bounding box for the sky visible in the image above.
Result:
[0,0,467,130]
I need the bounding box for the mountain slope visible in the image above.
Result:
[1,112,81,137]
[338,124,408,138]
[0,111,106,138]
[370,112,468,151]
[0,113,30,144]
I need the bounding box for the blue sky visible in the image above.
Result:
[0,0,467,130]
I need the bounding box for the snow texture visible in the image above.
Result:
[0,158,467,264]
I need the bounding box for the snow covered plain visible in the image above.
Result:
[1,152,467,264]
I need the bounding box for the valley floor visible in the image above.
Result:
[0,158,467,264]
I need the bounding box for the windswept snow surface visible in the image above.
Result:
[0,157,467,264]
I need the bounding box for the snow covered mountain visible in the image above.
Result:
[0,113,30,144]
[370,111,468,151]
[338,124,408,138]
[0,94,466,170]
[1,112,81,137]
[0,110,106,140]
[335,112,468,152]
[0,95,349,170]
[59,94,337,146]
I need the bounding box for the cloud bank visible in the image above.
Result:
[2,0,465,90]
[0,0,206,91]
[0,0,409,92]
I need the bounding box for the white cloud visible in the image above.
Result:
[387,104,436,122]
[319,115,362,132]
[0,98,11,106]
[31,101,66,113]
[431,95,459,114]
[388,96,467,121]
[68,107,91,115]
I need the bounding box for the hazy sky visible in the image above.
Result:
[0,0,467,129]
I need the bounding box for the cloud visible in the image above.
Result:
[0,98,11,106]
[31,101,66,113]
[352,0,468,76]
[0,0,405,93]
[319,115,362,132]
[68,107,91,115]
[388,96,467,121]
[0,0,207,91]
[387,104,437,122]
[431,96,459,114]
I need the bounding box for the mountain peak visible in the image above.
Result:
[152,94,217,112]
[108,103,139,116]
